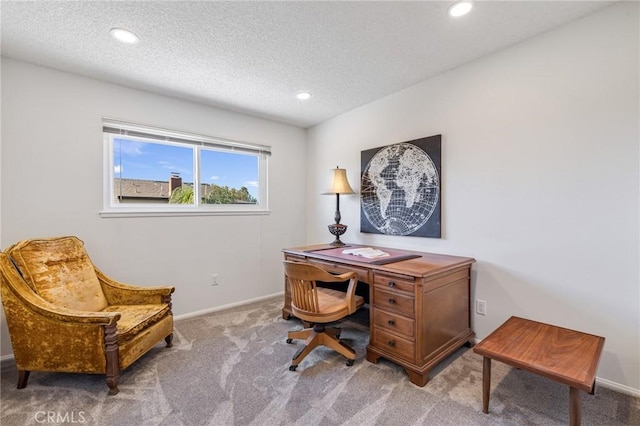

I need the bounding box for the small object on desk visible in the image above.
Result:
[342,247,390,259]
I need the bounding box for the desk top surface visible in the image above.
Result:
[283,243,475,278]
[473,316,605,392]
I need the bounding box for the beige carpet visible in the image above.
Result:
[2,296,638,425]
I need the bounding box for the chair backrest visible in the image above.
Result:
[284,261,356,316]
[285,263,321,314]
[8,236,108,312]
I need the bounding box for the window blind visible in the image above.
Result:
[102,118,271,155]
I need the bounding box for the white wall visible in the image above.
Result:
[307,3,639,392]
[0,58,307,356]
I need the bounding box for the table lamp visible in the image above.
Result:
[322,167,355,246]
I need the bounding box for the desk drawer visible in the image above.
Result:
[373,288,414,317]
[372,328,414,362]
[284,254,307,262]
[308,259,369,283]
[373,309,414,339]
[374,273,414,294]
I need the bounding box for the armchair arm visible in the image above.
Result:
[95,267,175,306]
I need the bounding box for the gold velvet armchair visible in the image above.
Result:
[0,236,175,395]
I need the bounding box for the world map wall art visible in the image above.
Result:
[360,134,441,238]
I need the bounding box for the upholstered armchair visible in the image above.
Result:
[0,236,175,395]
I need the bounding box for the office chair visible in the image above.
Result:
[283,260,364,370]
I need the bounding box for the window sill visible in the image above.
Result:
[99,208,271,218]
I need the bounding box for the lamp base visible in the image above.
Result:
[328,223,347,246]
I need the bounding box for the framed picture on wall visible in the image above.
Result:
[360,134,441,238]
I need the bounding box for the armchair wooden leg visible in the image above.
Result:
[104,324,120,395]
[106,374,120,396]
[17,370,30,389]
[165,333,173,348]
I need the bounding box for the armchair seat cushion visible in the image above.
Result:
[102,304,170,342]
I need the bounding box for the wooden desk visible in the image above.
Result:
[282,243,476,386]
[473,316,605,426]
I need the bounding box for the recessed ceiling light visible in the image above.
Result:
[296,91,312,100]
[110,28,139,44]
[448,1,474,18]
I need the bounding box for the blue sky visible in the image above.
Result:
[114,138,259,197]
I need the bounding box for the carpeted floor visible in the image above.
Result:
[1,296,638,425]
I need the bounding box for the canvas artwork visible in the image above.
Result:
[360,134,441,238]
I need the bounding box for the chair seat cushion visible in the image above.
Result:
[102,304,170,341]
[317,288,364,315]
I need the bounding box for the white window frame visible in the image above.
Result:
[100,118,270,217]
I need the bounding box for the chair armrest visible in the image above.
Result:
[95,267,175,306]
[325,271,359,315]
[17,293,120,325]
[340,273,359,315]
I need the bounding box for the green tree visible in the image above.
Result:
[168,186,194,204]
[205,185,257,204]
[169,184,257,204]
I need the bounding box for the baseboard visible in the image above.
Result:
[596,377,640,398]
[173,292,283,322]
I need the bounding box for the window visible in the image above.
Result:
[102,119,270,217]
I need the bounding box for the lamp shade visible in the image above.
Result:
[322,167,355,195]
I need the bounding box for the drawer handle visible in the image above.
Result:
[388,281,395,288]
[387,340,396,347]
[388,298,396,305]
[387,320,395,326]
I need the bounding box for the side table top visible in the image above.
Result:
[474,316,605,392]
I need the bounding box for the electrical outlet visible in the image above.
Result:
[211,274,219,286]
[476,299,487,316]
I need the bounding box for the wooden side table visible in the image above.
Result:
[473,316,605,426]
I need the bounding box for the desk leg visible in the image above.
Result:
[482,357,491,414]
[570,387,581,426]
[366,349,380,364]
[406,369,429,387]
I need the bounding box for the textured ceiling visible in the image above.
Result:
[1,1,615,128]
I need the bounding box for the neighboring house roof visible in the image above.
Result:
[114,178,229,201]
[114,178,173,200]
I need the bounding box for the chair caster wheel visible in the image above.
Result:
[289,365,297,371]
[286,338,293,344]
[346,359,354,366]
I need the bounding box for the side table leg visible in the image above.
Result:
[482,357,491,414]
[570,387,581,426]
